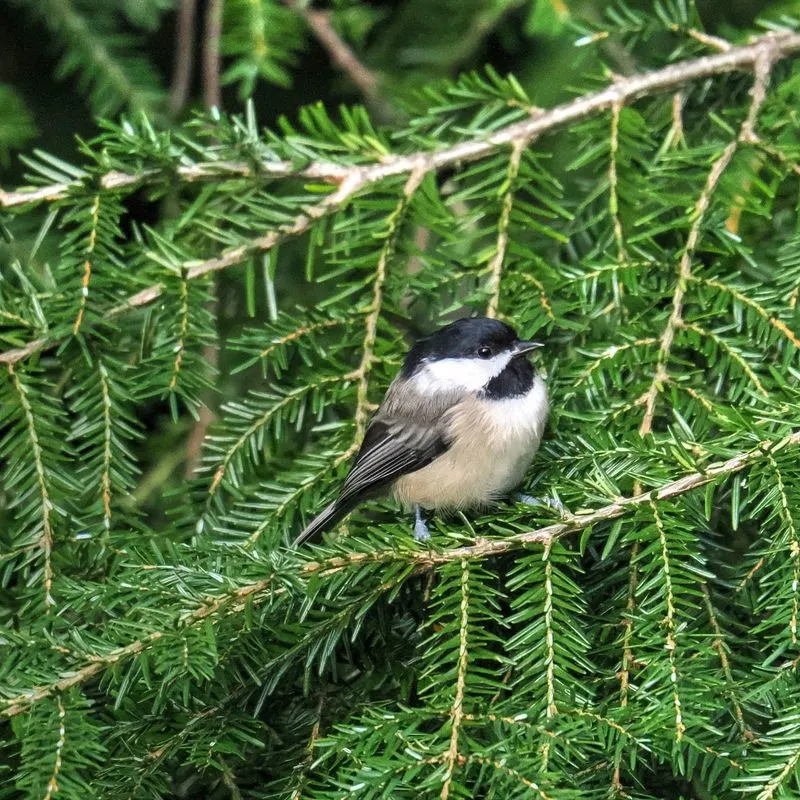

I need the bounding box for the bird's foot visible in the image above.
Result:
[516,493,569,517]
[413,505,431,541]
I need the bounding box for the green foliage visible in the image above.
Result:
[221,0,306,97]
[0,86,37,167]
[9,0,167,118]
[2,2,800,799]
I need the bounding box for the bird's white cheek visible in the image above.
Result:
[411,354,511,394]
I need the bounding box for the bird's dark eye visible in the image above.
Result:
[477,346,492,359]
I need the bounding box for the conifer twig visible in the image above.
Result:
[335,161,428,465]
[486,138,527,318]
[3,429,797,719]
[2,33,800,368]
[441,560,470,800]
[651,500,685,741]
[7,365,55,611]
[2,30,797,214]
[638,51,774,437]
[701,583,747,739]
[608,99,626,263]
[674,26,732,52]
[540,542,557,771]
[765,452,800,645]
[42,694,66,800]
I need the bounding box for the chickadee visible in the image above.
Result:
[294,316,549,546]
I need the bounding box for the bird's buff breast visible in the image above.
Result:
[393,376,549,510]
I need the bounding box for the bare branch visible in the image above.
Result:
[203,0,224,110]
[284,0,380,104]
[1,31,796,214]
[169,0,198,116]
[0,160,351,210]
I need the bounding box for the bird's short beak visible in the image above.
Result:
[513,340,543,357]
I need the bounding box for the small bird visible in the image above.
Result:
[294,316,549,546]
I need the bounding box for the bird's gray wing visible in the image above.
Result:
[336,416,448,508]
[294,418,447,546]
[294,381,463,545]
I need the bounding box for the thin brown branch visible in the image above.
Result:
[289,694,326,800]
[441,560,470,800]
[0,160,351,210]
[759,746,800,800]
[42,694,66,800]
[335,162,428,467]
[486,138,527,318]
[203,0,224,110]
[1,575,275,718]
[2,429,799,719]
[617,540,639,711]
[609,100,627,262]
[391,429,800,566]
[673,26,732,53]
[0,337,49,366]
[169,0,198,116]
[72,195,101,335]
[284,0,379,103]
[693,275,800,349]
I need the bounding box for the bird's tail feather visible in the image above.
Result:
[293,501,351,547]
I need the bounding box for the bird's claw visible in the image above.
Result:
[413,505,431,541]
[516,493,569,517]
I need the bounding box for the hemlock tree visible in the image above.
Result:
[2,2,800,798]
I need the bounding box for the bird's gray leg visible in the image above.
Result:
[413,504,431,541]
[516,493,567,515]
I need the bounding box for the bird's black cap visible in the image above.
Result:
[401,316,521,377]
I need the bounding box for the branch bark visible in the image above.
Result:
[202,0,224,110]
[2,427,797,719]
[169,0,198,117]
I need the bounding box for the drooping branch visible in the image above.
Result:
[3,428,797,719]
